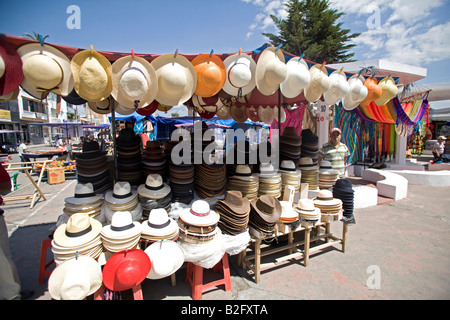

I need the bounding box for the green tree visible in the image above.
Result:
[262,0,359,63]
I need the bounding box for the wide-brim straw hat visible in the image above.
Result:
[250,195,282,224]
[53,212,102,248]
[258,106,274,124]
[48,255,102,300]
[255,46,287,96]
[151,53,197,106]
[323,70,350,106]
[230,104,248,123]
[17,43,74,99]
[279,200,299,222]
[304,64,330,103]
[101,211,142,240]
[360,77,383,108]
[144,240,185,280]
[105,181,138,205]
[313,189,343,207]
[111,55,158,108]
[342,75,367,110]
[137,174,171,199]
[191,53,226,97]
[64,182,103,205]
[280,57,310,98]
[374,76,398,106]
[222,52,256,97]
[0,37,24,96]
[179,200,220,227]
[70,48,112,102]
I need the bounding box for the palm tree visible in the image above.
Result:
[23,32,49,42]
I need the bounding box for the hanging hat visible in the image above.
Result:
[144,240,185,280]
[105,181,138,205]
[0,37,24,96]
[137,174,171,199]
[304,64,330,103]
[64,182,102,205]
[102,249,151,292]
[246,105,260,122]
[151,53,197,106]
[179,200,220,227]
[374,76,398,106]
[258,106,274,124]
[0,88,19,102]
[71,48,112,102]
[190,94,217,119]
[280,57,310,98]
[216,103,231,120]
[222,52,256,97]
[111,55,157,108]
[53,212,102,248]
[230,104,248,123]
[323,70,350,106]
[48,255,102,300]
[18,42,74,99]
[141,208,178,238]
[359,77,382,108]
[250,195,282,224]
[191,53,226,97]
[88,95,116,114]
[272,105,286,123]
[342,75,368,111]
[63,88,87,105]
[255,46,287,96]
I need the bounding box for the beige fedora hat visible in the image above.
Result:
[280,57,310,98]
[258,106,274,124]
[304,64,330,103]
[105,181,138,205]
[151,53,197,106]
[144,240,185,280]
[255,47,287,96]
[53,212,102,248]
[323,70,350,106]
[137,174,171,200]
[111,55,157,108]
[64,182,103,205]
[71,48,112,102]
[101,210,142,241]
[17,43,74,99]
[342,75,368,111]
[222,52,256,97]
[374,76,398,106]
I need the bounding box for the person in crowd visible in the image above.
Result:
[441,136,450,163]
[432,136,446,162]
[318,127,350,178]
[18,140,30,164]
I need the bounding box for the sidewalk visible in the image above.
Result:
[1,156,450,300]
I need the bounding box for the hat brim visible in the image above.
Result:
[0,38,23,96]
[53,217,102,248]
[250,198,282,224]
[144,240,185,279]
[255,47,286,96]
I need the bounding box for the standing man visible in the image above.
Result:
[318,127,350,178]
[18,140,30,164]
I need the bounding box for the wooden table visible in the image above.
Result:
[238,218,348,284]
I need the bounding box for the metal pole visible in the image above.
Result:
[111,105,117,182]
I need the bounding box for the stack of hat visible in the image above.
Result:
[300,129,319,166]
[140,208,179,242]
[63,183,103,221]
[318,160,340,189]
[227,164,259,200]
[279,127,302,162]
[248,195,282,238]
[195,154,227,199]
[75,140,113,194]
[313,190,343,221]
[295,199,321,222]
[137,174,172,218]
[214,190,250,235]
[279,200,300,224]
[298,157,319,191]
[141,140,167,181]
[103,181,142,224]
[100,211,142,253]
[278,160,301,198]
[168,160,195,204]
[178,200,220,244]
[52,212,103,265]
[332,178,355,225]
[116,127,142,186]
[257,163,282,198]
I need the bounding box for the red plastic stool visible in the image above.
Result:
[38,237,55,284]
[94,284,143,300]
[185,253,232,300]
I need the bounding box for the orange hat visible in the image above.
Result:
[191,53,226,98]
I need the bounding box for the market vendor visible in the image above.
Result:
[432,136,446,162]
[318,128,350,178]
[18,140,30,164]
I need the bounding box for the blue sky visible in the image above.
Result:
[1,0,449,101]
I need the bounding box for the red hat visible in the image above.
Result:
[330,127,341,135]
[0,37,24,96]
[102,249,151,292]
[136,100,158,116]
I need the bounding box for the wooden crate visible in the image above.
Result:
[47,167,65,184]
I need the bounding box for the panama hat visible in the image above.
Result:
[102,249,151,292]
[0,37,23,96]
[53,212,102,248]
[374,76,398,106]
[191,53,226,97]
[144,240,185,280]
[71,48,112,102]
[88,95,116,114]
[141,208,178,238]
[101,211,141,241]
[323,70,350,106]
[304,64,331,103]
[230,104,248,123]
[313,189,342,207]
[246,105,260,122]
[216,103,231,120]
[279,200,299,222]
[272,105,286,123]
[222,52,256,97]
[280,57,310,98]
[179,200,220,227]
[359,77,382,108]
[105,181,138,205]
[48,255,102,300]
[342,75,368,110]
[111,55,157,108]
[151,53,197,106]
[64,182,102,205]
[137,174,171,199]
[18,42,73,99]
[255,47,287,96]
[296,198,321,220]
[250,195,282,224]
[258,106,274,124]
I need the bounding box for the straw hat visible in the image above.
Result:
[105,181,138,205]
[18,43,74,99]
[0,37,23,96]
[230,104,248,123]
[342,75,368,111]
[64,182,103,205]
[111,55,158,108]
[280,57,310,98]
[137,174,171,200]
[71,48,112,102]
[222,52,256,97]
[179,200,220,227]
[48,255,102,300]
[141,208,178,238]
[374,76,398,106]
[53,212,102,248]
[246,105,260,122]
[101,211,142,241]
[279,160,298,172]
[151,53,197,106]
[191,53,226,97]
[216,102,230,120]
[272,105,286,123]
[323,70,349,106]
[88,95,116,114]
[304,64,330,103]
[144,240,185,280]
[279,200,299,222]
[360,77,382,108]
[313,189,342,207]
[259,162,277,176]
[250,195,282,224]
[296,198,321,220]
[258,106,274,124]
[255,47,287,96]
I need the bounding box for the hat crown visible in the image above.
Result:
[74,182,95,196]
[265,58,287,85]
[317,189,333,200]
[120,67,148,100]
[146,174,163,188]
[159,63,187,95]
[82,140,100,153]
[334,178,353,190]
[115,260,139,289]
[235,164,251,175]
[224,190,244,207]
[298,198,315,211]
[229,60,252,88]
[255,196,276,215]
[320,161,333,169]
[280,160,296,170]
[23,54,62,89]
[198,63,223,88]
[148,208,169,225]
[299,157,313,165]
[191,200,211,216]
[60,266,91,300]
[260,162,275,174]
[79,57,109,96]
[66,213,91,234]
[113,181,132,196]
[111,211,133,229]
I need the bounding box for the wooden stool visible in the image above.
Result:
[94,284,143,300]
[185,253,232,300]
[38,237,54,284]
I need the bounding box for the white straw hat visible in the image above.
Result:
[342,75,368,110]
[222,52,256,97]
[255,47,287,96]
[105,181,138,205]
[64,182,103,205]
[323,70,350,106]
[280,57,310,98]
[137,174,171,200]
[144,240,185,279]
[179,200,220,227]
[141,208,178,237]
[304,64,330,103]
